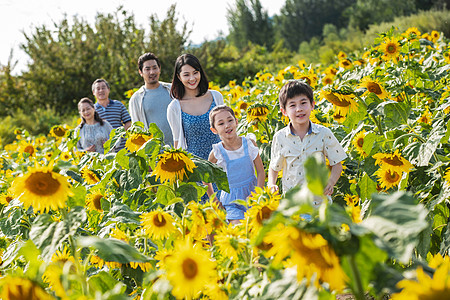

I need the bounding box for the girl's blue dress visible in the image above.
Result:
[216,137,257,220]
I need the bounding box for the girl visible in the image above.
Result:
[167,54,224,201]
[76,97,113,154]
[207,105,265,224]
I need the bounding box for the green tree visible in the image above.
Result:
[20,5,190,115]
[276,0,356,51]
[0,52,25,116]
[345,0,417,30]
[227,0,274,50]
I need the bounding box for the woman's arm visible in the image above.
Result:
[254,154,265,188]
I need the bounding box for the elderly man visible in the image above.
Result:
[92,78,131,151]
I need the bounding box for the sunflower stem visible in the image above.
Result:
[349,255,365,300]
[355,94,383,135]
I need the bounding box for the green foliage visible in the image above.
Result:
[20,5,190,115]
[227,0,274,50]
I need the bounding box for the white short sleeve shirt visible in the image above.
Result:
[269,122,347,192]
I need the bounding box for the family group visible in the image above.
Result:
[76,53,347,223]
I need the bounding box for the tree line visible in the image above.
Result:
[0,0,448,124]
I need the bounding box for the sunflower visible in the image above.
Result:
[418,107,432,125]
[325,66,337,76]
[165,239,217,299]
[60,151,71,161]
[203,283,229,300]
[205,205,227,234]
[214,224,246,261]
[352,130,368,157]
[337,51,347,60]
[359,77,389,99]
[140,209,176,240]
[237,100,249,111]
[10,164,72,212]
[264,225,347,291]
[320,90,358,117]
[155,248,174,269]
[374,168,402,190]
[333,111,346,123]
[246,187,280,232]
[80,167,100,184]
[152,148,196,184]
[322,75,334,86]
[430,30,440,42]
[86,191,105,212]
[0,191,14,205]
[0,276,53,300]
[391,261,450,300]
[247,103,270,123]
[404,27,421,38]
[129,261,153,272]
[187,201,207,239]
[19,141,36,157]
[381,37,400,61]
[338,59,352,69]
[344,194,359,207]
[373,149,413,174]
[110,227,128,241]
[50,125,67,139]
[90,255,122,269]
[125,133,152,152]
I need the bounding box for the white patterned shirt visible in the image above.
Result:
[269,122,347,193]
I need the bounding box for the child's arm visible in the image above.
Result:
[268,168,279,193]
[206,150,223,208]
[324,162,343,196]
[249,139,265,188]
[254,154,265,188]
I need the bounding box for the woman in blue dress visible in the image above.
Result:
[167,54,223,200]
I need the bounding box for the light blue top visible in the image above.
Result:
[142,85,173,145]
[217,137,257,220]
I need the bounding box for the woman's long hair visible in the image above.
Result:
[78,97,104,129]
[170,53,209,100]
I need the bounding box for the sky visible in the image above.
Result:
[0,0,285,74]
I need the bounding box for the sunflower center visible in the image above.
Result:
[53,127,66,137]
[250,107,269,117]
[300,76,312,85]
[160,157,186,172]
[5,196,13,203]
[25,171,61,196]
[367,83,382,95]
[357,138,364,148]
[386,43,397,54]
[93,195,103,210]
[257,206,273,224]
[24,146,35,155]
[132,136,148,147]
[386,171,400,183]
[325,93,350,107]
[153,214,167,227]
[182,258,198,279]
[381,156,403,166]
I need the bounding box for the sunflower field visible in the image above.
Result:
[0,27,449,299]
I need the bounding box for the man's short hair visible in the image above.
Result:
[91,78,110,91]
[138,52,161,71]
[279,80,314,109]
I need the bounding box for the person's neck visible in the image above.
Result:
[145,81,160,90]
[290,121,310,139]
[97,98,109,108]
[84,118,97,125]
[183,88,199,100]
[221,135,242,151]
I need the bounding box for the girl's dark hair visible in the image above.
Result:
[170,54,209,99]
[78,97,104,129]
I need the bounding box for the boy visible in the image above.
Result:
[268,80,347,200]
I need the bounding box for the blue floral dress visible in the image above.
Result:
[182,100,220,160]
[182,100,221,201]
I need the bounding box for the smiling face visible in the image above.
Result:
[211,110,238,139]
[79,102,95,122]
[139,59,161,87]
[178,64,201,92]
[280,94,314,127]
[92,81,110,101]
